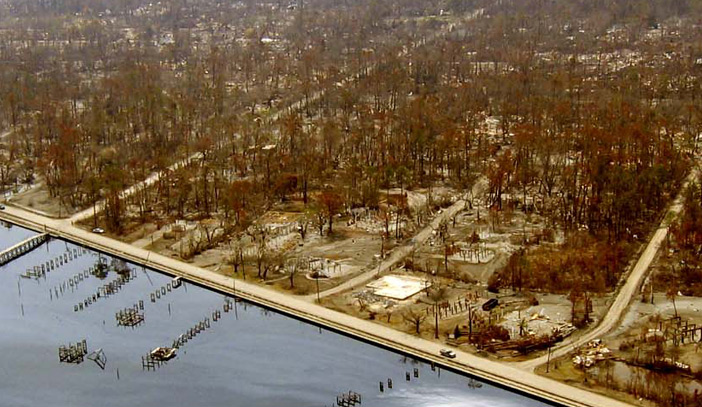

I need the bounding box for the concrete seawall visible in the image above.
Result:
[0,208,633,407]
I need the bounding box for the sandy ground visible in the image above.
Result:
[295,228,384,270]
[605,292,702,372]
[0,202,635,407]
[72,171,669,378]
[107,181,598,367]
[116,216,392,297]
[320,272,485,340]
[412,200,553,284]
[108,184,468,301]
[610,293,702,340]
[6,181,71,218]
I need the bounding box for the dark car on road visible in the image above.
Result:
[482,298,499,311]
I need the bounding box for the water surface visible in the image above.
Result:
[0,225,552,407]
[0,221,36,249]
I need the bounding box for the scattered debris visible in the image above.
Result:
[87,348,107,370]
[116,305,145,327]
[336,391,361,406]
[58,340,88,364]
[150,347,177,361]
[572,339,612,368]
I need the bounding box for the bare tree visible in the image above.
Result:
[402,307,427,335]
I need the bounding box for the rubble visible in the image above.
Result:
[572,339,612,369]
[352,289,398,308]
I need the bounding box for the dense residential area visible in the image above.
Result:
[1,0,702,405]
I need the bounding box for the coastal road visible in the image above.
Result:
[0,204,633,407]
[517,167,698,371]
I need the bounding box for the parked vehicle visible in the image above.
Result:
[482,298,499,311]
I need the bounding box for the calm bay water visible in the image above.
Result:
[0,221,36,249]
[0,224,551,407]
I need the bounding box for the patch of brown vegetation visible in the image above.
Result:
[489,233,632,294]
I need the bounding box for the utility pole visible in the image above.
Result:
[468,303,473,343]
[316,275,320,303]
[546,345,552,373]
[434,302,439,339]
[93,200,97,228]
[232,269,236,294]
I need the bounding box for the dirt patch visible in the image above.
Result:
[7,181,73,218]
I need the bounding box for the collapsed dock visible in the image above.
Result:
[0,233,49,266]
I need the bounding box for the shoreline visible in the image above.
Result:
[0,205,634,407]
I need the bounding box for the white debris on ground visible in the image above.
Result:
[661,358,691,372]
[366,274,431,300]
[501,306,575,339]
[573,339,612,369]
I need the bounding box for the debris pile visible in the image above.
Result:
[58,340,88,364]
[352,289,397,308]
[572,339,612,368]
